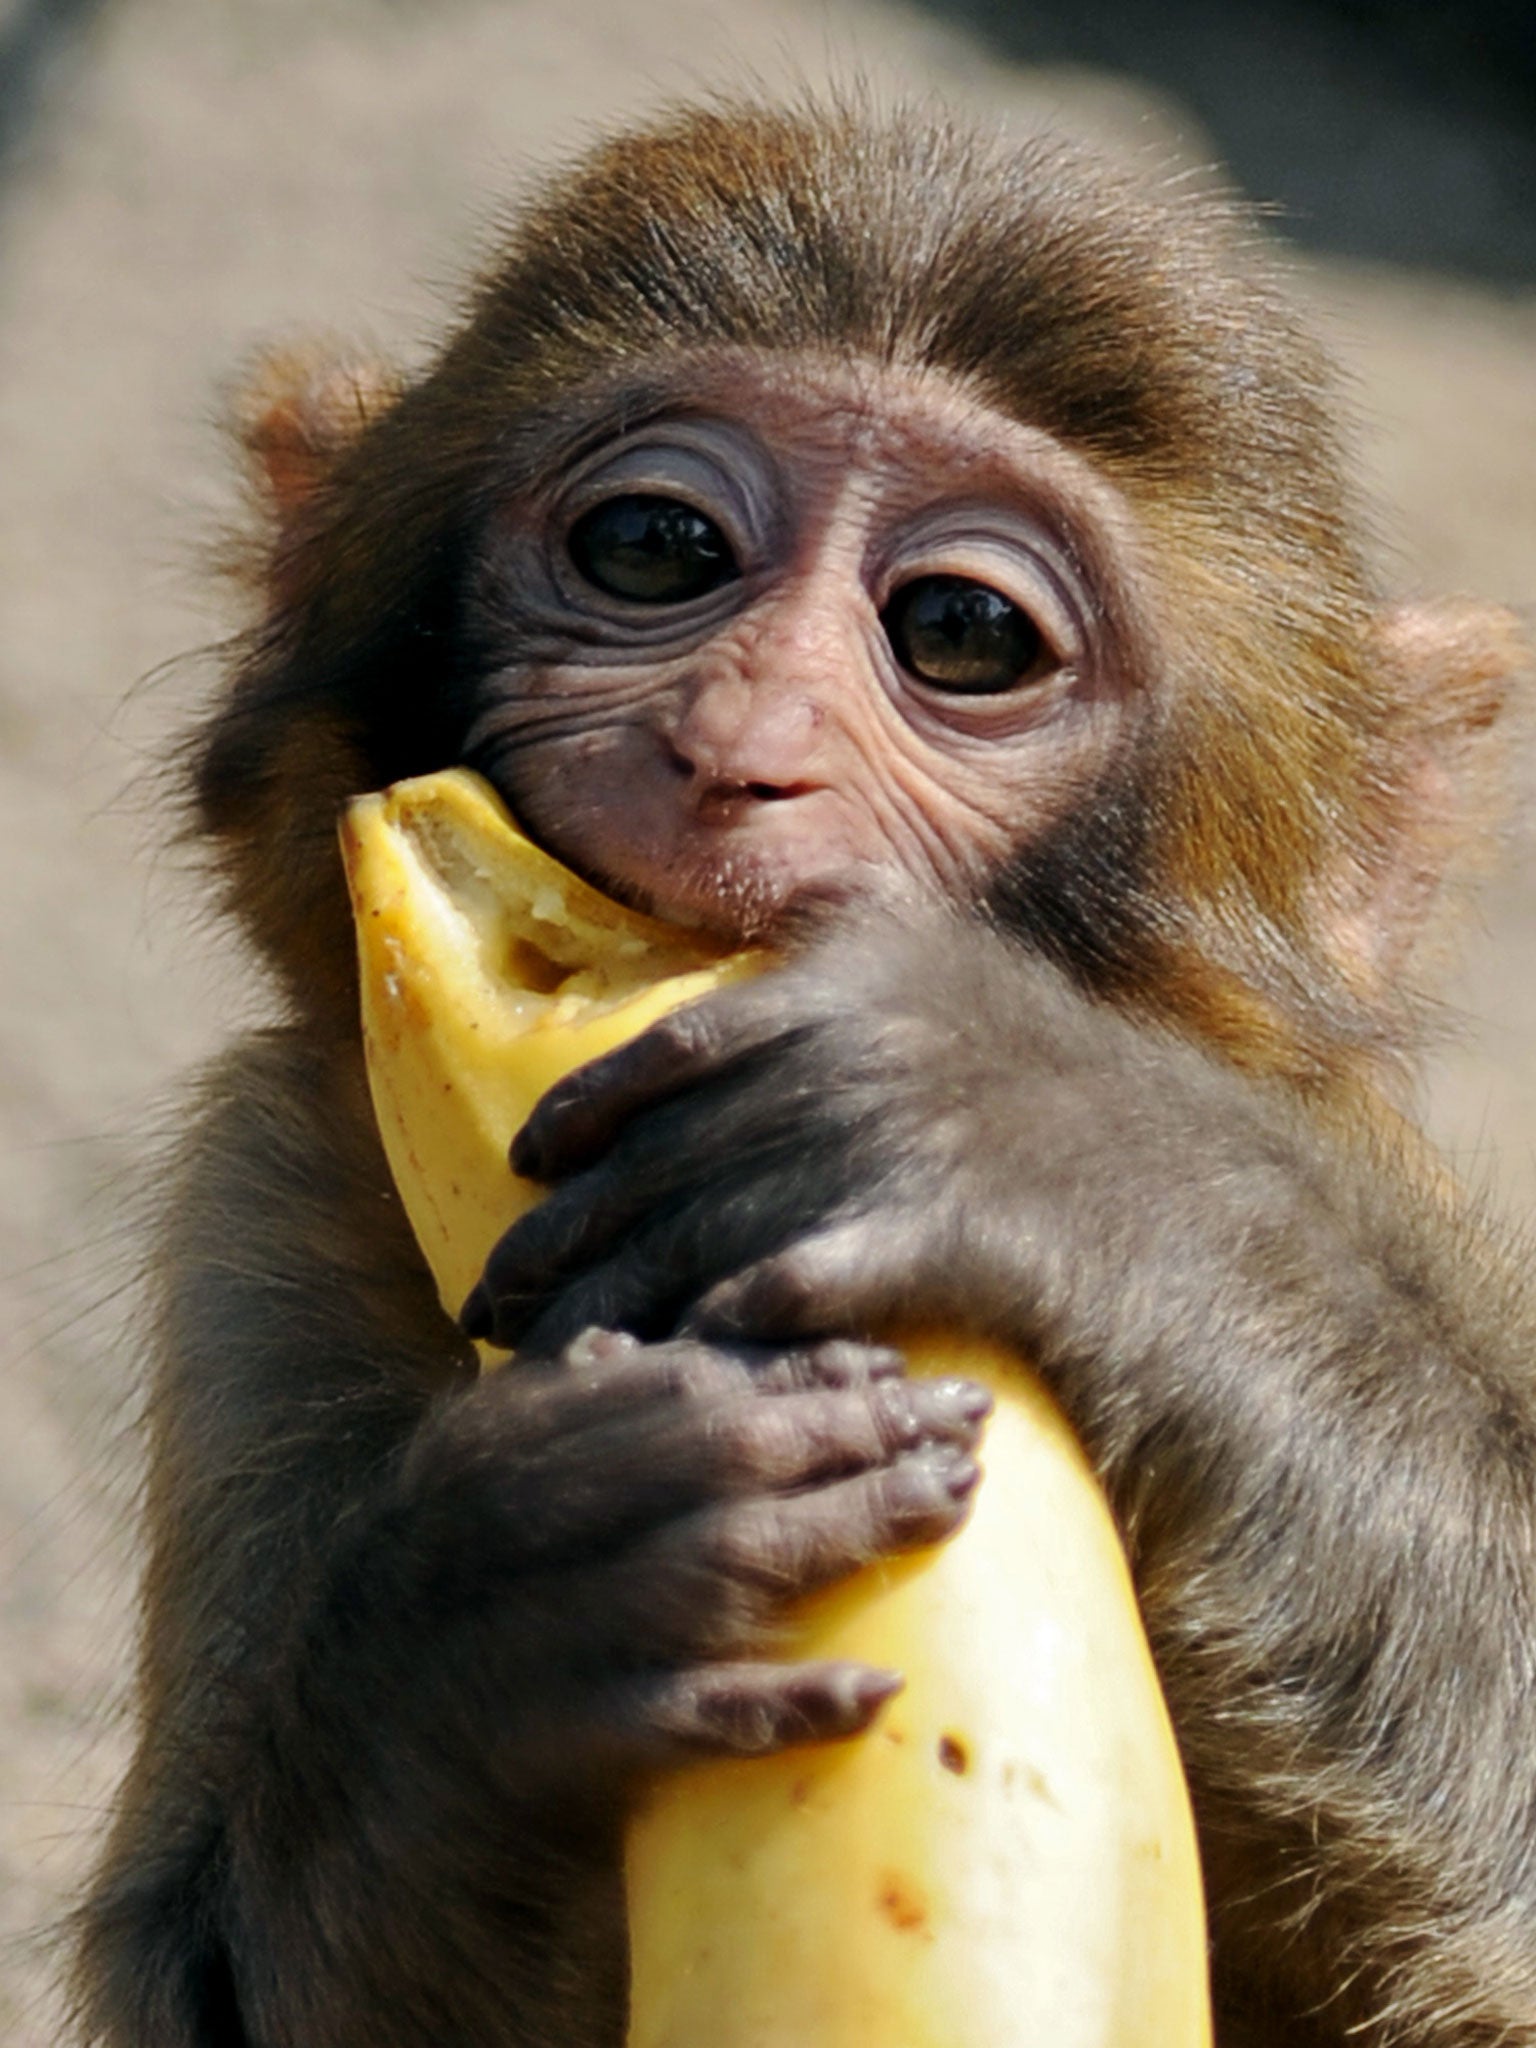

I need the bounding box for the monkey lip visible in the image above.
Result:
[691,777,826,825]
[588,836,865,943]
[490,774,875,942]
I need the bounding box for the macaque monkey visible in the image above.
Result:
[74,100,1534,2048]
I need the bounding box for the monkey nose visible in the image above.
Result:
[663,737,821,817]
[665,678,829,811]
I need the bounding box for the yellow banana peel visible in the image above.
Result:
[340,767,1212,2048]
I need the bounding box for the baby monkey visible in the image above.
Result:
[76,98,1535,2048]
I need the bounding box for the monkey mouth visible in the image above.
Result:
[475,766,865,943]
[572,835,863,945]
[601,850,834,943]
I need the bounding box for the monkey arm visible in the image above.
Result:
[68,1031,557,2048]
[75,1032,981,2048]
[476,905,1536,2045]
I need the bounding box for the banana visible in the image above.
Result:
[339,768,752,1333]
[340,767,1212,2048]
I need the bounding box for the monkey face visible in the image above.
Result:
[461,354,1148,941]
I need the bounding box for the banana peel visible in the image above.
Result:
[341,767,1212,2048]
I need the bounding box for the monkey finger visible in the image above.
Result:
[554,1331,910,1399]
[750,1337,909,1392]
[452,1382,942,1569]
[624,1659,902,1763]
[494,1187,785,1353]
[471,1081,823,1342]
[685,1217,928,1345]
[530,1125,890,1351]
[480,1372,987,1561]
[511,984,798,1182]
[560,1326,645,1371]
[463,1162,671,1340]
[521,1379,987,1540]
[554,1329,905,1399]
[483,1330,750,1431]
[699,1378,993,1501]
[659,1445,982,1608]
[483,1244,676,1355]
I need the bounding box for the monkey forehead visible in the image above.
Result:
[460,101,1358,550]
[522,348,1122,497]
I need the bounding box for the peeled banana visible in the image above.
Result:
[341,767,1212,2048]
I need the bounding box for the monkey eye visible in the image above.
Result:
[566,493,740,605]
[881,575,1048,695]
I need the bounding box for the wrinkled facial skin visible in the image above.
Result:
[463,355,1149,940]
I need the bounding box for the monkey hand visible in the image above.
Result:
[463,902,1283,1385]
[384,1329,987,1792]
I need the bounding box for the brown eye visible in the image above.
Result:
[881,575,1046,695]
[567,494,738,604]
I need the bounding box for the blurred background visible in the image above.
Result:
[0,2,1531,2038]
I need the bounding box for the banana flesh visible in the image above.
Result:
[341,768,1212,2048]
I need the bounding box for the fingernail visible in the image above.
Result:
[936,1378,994,1426]
[963,1381,994,1423]
[459,1285,493,1339]
[569,1327,639,1366]
[944,1453,982,1499]
[687,1287,745,1338]
[853,1668,905,1708]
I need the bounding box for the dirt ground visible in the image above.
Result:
[0,1,1531,2039]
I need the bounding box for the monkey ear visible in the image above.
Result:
[1334,596,1531,992]
[231,340,403,530]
